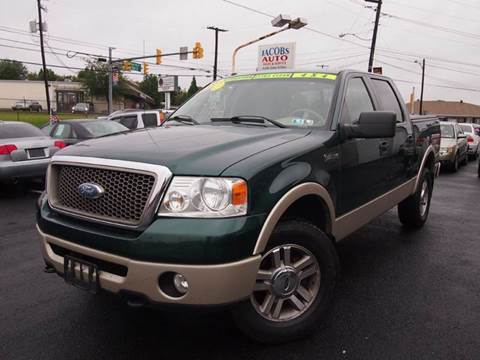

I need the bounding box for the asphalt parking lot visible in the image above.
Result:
[1,162,479,360]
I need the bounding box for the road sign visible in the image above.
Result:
[131,62,142,72]
[158,76,177,92]
[179,46,188,60]
[258,42,296,71]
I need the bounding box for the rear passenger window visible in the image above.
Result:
[142,113,158,128]
[371,79,404,123]
[52,124,72,139]
[341,77,374,125]
[112,116,138,130]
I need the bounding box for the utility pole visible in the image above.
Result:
[414,59,426,114]
[207,26,228,81]
[108,47,114,114]
[420,58,425,115]
[36,0,50,114]
[366,0,382,73]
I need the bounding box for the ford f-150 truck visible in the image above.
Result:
[37,70,440,343]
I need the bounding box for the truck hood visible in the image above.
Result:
[57,125,310,175]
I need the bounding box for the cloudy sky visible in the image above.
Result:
[2,0,480,104]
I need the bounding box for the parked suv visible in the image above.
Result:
[108,110,164,130]
[439,121,468,171]
[458,123,480,159]
[72,102,93,114]
[11,100,42,112]
[37,70,440,343]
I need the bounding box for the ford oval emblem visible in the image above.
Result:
[78,183,105,199]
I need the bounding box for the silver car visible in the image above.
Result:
[0,121,65,183]
[439,121,468,172]
[458,123,480,159]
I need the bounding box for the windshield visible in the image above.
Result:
[0,122,45,139]
[440,124,455,139]
[82,121,128,137]
[172,73,337,128]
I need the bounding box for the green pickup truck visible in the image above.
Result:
[37,70,440,343]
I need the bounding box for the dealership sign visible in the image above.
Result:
[258,42,296,71]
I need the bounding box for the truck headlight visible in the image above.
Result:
[158,177,247,217]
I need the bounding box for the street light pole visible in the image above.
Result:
[366,0,382,73]
[36,0,50,115]
[231,15,307,75]
[207,26,228,81]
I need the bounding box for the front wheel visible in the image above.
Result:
[232,220,338,344]
[398,168,433,228]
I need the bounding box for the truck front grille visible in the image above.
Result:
[49,164,156,226]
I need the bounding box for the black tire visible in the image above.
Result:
[451,155,459,172]
[232,220,338,344]
[477,162,480,178]
[398,168,433,228]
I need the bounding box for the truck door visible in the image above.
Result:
[337,76,387,215]
[369,78,415,189]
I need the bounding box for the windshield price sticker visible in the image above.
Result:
[224,72,337,84]
[210,79,226,91]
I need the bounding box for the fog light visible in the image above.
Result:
[173,273,189,294]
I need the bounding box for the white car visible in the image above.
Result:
[108,110,164,130]
[458,123,480,159]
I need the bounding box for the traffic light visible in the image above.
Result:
[143,62,149,75]
[122,60,132,71]
[192,42,204,59]
[156,49,162,64]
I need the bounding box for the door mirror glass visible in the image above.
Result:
[343,111,396,139]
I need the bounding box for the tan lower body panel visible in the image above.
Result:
[38,226,261,305]
[332,178,416,240]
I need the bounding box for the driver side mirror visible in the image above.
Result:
[342,111,396,139]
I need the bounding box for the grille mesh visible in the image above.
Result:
[54,165,156,225]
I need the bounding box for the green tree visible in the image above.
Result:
[77,60,127,100]
[0,60,28,80]
[172,89,189,106]
[187,76,199,97]
[139,74,163,107]
[27,68,62,81]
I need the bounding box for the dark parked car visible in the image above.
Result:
[46,119,128,145]
[37,70,440,343]
[28,101,43,112]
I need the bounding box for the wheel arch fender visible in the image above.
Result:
[253,183,335,255]
[413,145,436,193]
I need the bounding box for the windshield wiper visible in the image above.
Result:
[167,115,199,125]
[210,116,286,128]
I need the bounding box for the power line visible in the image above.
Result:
[0,57,214,77]
[220,0,369,49]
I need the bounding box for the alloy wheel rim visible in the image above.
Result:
[419,180,429,217]
[251,244,321,322]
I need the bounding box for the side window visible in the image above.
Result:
[52,124,72,139]
[112,116,138,130]
[341,77,374,125]
[142,113,158,127]
[371,79,404,122]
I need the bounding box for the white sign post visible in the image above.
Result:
[158,76,178,110]
[257,42,296,71]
